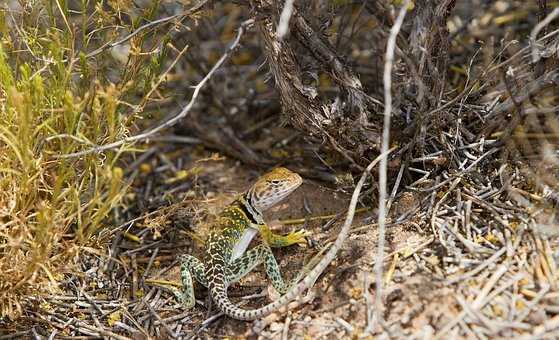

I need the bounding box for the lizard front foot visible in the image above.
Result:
[267,228,310,248]
[282,229,310,246]
[260,222,310,248]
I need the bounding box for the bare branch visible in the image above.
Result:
[277,0,295,39]
[530,7,559,63]
[372,0,411,331]
[57,19,254,159]
[86,0,208,59]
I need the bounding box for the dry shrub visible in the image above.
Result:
[0,0,177,319]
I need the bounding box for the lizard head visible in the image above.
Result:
[247,167,303,211]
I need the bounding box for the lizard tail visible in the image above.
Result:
[210,264,323,320]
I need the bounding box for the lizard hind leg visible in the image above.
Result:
[173,254,208,309]
[227,244,289,295]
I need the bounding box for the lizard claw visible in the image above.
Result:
[284,229,310,246]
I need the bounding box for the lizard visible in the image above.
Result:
[175,162,369,320]
[173,167,308,313]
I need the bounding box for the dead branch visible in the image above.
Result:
[57,19,254,159]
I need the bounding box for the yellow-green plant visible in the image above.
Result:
[0,1,168,319]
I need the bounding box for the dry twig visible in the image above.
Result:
[369,0,410,332]
[58,19,254,159]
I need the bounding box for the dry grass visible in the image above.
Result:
[0,0,181,319]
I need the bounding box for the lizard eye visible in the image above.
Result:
[269,180,282,185]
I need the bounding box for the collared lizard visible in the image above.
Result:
[174,165,364,320]
[173,168,308,314]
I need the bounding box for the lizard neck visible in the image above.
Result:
[240,193,265,225]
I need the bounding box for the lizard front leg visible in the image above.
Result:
[258,222,309,248]
[231,222,307,263]
[173,254,208,309]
